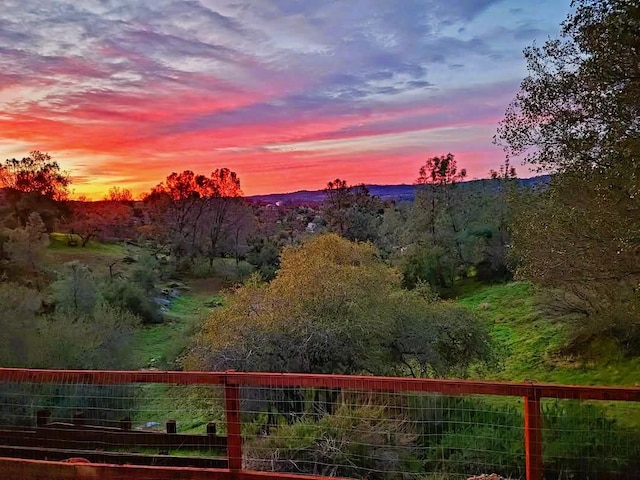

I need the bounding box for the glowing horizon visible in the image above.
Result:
[0,1,570,199]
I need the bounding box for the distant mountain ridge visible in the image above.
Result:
[247,175,550,204]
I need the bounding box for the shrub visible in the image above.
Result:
[100,278,162,324]
[0,282,43,366]
[51,261,99,317]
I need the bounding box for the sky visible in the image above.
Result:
[0,0,571,199]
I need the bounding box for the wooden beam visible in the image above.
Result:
[0,426,227,450]
[0,457,352,480]
[0,445,228,469]
[1,367,638,401]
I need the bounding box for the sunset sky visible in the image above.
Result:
[0,0,570,198]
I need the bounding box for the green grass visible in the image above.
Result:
[48,232,125,255]
[457,281,640,431]
[134,290,223,369]
[47,233,129,277]
[133,383,226,435]
[130,281,227,434]
[457,281,640,387]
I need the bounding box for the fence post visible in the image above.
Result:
[224,370,243,471]
[524,385,543,480]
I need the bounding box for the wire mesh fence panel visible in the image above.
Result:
[239,384,525,480]
[2,369,640,480]
[0,376,227,468]
[541,398,640,480]
[0,381,138,428]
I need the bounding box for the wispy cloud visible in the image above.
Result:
[0,0,571,196]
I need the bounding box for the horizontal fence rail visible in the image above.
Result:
[0,367,639,480]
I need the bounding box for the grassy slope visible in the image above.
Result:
[458,281,640,386]
[48,233,128,277]
[134,284,222,370]
[132,279,226,435]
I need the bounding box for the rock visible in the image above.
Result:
[153,296,172,307]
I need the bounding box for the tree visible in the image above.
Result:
[143,168,244,261]
[496,0,640,349]
[4,212,50,273]
[104,186,133,203]
[52,261,99,317]
[0,152,70,229]
[475,160,518,282]
[405,154,473,287]
[144,170,209,257]
[416,153,466,238]
[0,151,70,200]
[64,200,134,246]
[246,236,281,280]
[322,179,382,242]
[196,169,246,265]
[496,1,639,175]
[186,234,490,377]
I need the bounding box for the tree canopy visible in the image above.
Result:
[0,151,70,200]
[497,0,640,349]
[185,234,490,377]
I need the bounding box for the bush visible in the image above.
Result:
[0,282,43,366]
[244,398,421,479]
[424,397,640,479]
[100,278,162,324]
[51,261,99,317]
[129,252,161,293]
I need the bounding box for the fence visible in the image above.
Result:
[1,368,639,480]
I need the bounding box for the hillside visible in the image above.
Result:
[458,282,640,387]
[247,175,550,204]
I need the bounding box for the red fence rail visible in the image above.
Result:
[1,367,640,480]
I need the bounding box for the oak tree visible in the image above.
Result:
[497,0,640,348]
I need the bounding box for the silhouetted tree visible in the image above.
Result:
[322,179,382,242]
[0,152,70,229]
[0,151,70,200]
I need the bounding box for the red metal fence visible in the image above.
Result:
[1,367,639,480]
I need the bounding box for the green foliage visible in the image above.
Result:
[244,391,640,479]
[403,159,516,290]
[423,397,525,478]
[246,236,280,280]
[497,0,640,352]
[186,234,491,378]
[401,244,455,289]
[390,296,494,378]
[0,282,43,366]
[43,302,140,369]
[425,397,640,479]
[542,400,640,478]
[4,212,50,272]
[129,252,161,293]
[322,179,383,242]
[457,281,640,389]
[245,397,421,478]
[0,280,139,369]
[100,277,162,324]
[509,173,640,351]
[51,261,99,317]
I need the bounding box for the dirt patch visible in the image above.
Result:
[187,277,225,295]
